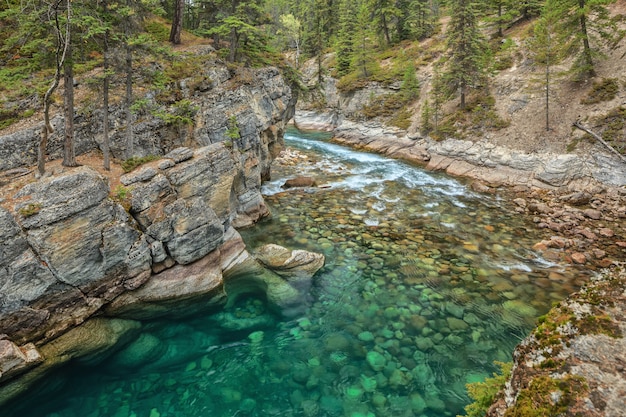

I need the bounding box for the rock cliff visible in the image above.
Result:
[0,63,325,401]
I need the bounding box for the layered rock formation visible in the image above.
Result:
[294,111,626,191]
[0,64,326,401]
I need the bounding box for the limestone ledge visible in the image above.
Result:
[0,149,325,402]
[293,110,626,192]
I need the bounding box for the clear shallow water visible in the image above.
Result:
[4,129,589,417]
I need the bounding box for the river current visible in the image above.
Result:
[5,129,588,417]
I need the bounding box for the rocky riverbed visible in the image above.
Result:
[284,115,626,416]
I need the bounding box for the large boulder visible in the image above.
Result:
[255,244,325,282]
[0,167,151,344]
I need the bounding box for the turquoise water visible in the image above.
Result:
[4,129,589,417]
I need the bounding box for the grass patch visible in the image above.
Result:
[581,78,619,104]
[121,155,160,173]
[18,202,42,217]
[435,92,510,140]
[111,185,132,211]
[503,375,588,417]
[586,106,626,155]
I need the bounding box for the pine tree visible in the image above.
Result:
[39,0,72,176]
[444,0,488,109]
[370,0,401,45]
[519,0,544,19]
[335,0,356,76]
[486,0,517,37]
[545,0,617,79]
[351,1,375,78]
[529,1,562,131]
[401,0,438,40]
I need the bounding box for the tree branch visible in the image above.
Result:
[573,120,626,163]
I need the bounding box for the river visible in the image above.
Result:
[4,128,589,417]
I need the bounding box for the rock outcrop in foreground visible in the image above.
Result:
[0,65,324,403]
[487,266,626,417]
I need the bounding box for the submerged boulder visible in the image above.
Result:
[255,243,325,282]
[282,176,317,188]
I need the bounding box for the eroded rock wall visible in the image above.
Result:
[0,64,297,390]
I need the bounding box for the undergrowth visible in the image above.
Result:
[581,78,619,105]
[434,91,510,140]
[121,155,160,173]
[461,362,512,417]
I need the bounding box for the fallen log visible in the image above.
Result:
[573,120,626,163]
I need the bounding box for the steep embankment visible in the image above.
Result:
[0,59,326,403]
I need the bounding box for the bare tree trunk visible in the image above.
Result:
[229,27,238,62]
[573,121,626,162]
[125,39,134,159]
[545,38,550,131]
[63,41,77,167]
[578,0,594,76]
[38,0,70,177]
[169,0,184,44]
[102,0,110,170]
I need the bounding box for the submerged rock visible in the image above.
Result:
[255,243,325,282]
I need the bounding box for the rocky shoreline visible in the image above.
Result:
[293,110,626,268]
[0,66,331,404]
[292,110,626,416]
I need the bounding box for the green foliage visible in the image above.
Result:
[581,78,619,104]
[461,361,512,417]
[227,116,241,140]
[421,99,434,134]
[130,98,152,115]
[0,107,34,130]
[144,19,171,42]
[541,0,618,80]
[503,375,588,417]
[492,38,517,71]
[594,106,626,154]
[18,203,43,218]
[112,185,130,201]
[444,0,489,108]
[152,98,198,127]
[111,184,132,211]
[121,155,160,173]
[436,91,509,139]
[400,64,420,100]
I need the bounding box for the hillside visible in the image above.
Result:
[296,1,626,159]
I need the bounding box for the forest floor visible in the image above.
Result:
[407,1,626,156]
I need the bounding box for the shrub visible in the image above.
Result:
[581,78,619,105]
[121,155,160,173]
[461,362,512,417]
[18,202,42,217]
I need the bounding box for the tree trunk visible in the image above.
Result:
[102,17,110,171]
[62,41,77,167]
[170,0,184,44]
[573,121,626,162]
[578,0,594,76]
[460,81,466,109]
[125,41,134,159]
[38,0,70,176]
[382,14,390,45]
[229,27,238,62]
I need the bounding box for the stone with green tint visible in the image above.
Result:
[366,351,387,372]
[358,331,375,342]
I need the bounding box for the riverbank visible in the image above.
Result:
[292,111,626,270]
[290,111,626,416]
